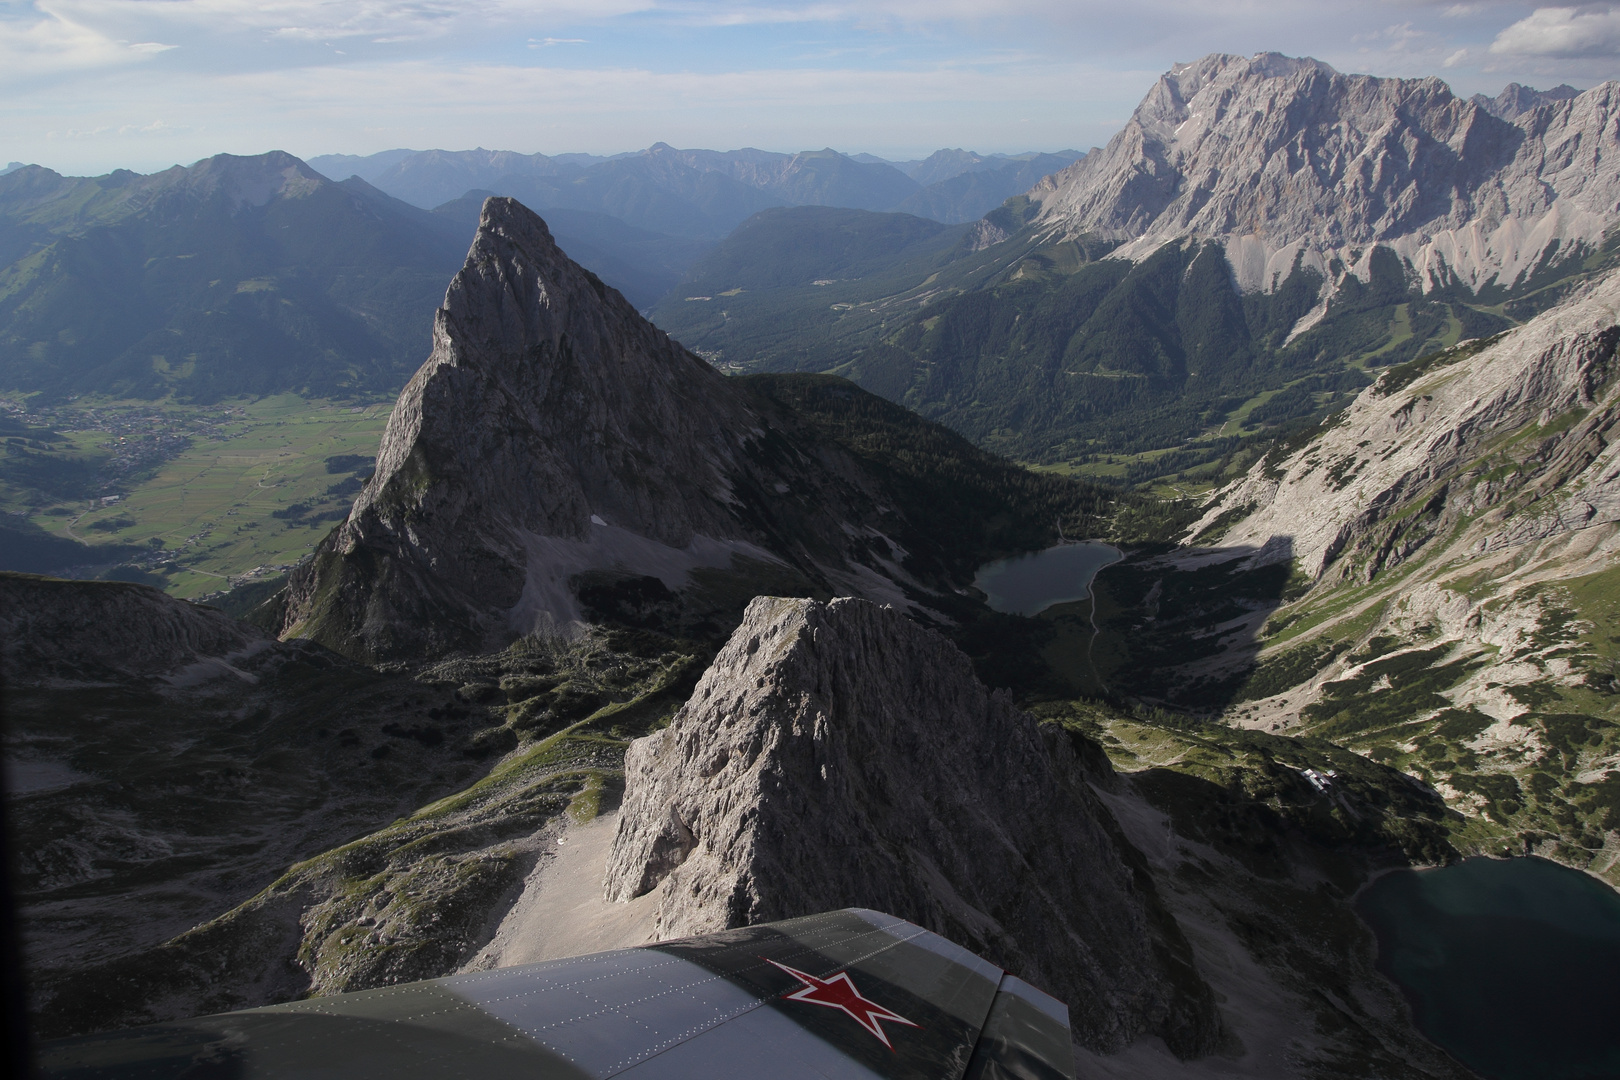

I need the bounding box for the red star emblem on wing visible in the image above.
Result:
[763,957,921,1049]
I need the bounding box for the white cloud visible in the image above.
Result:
[47,1,653,40]
[44,116,187,142]
[0,0,652,78]
[0,3,176,80]
[1354,20,1426,45]
[117,118,183,135]
[1489,5,1620,57]
[45,125,112,140]
[1443,45,1469,64]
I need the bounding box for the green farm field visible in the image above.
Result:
[4,394,392,598]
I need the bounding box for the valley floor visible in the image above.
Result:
[1,392,390,597]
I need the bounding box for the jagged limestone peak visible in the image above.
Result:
[350,195,751,552]
[605,594,1222,1057]
[281,197,914,660]
[1025,52,1620,297]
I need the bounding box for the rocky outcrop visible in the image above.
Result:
[1189,267,1620,578]
[1028,52,1619,295]
[1171,269,1620,877]
[604,595,1221,1057]
[281,197,922,660]
[4,573,501,1037]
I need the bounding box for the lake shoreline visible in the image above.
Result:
[1354,854,1620,1080]
[973,540,1123,618]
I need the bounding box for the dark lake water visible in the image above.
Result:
[972,542,1121,617]
[1356,856,1620,1080]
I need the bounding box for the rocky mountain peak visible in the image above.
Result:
[1155,51,1338,111]
[1473,81,1581,122]
[1025,52,1620,296]
[351,195,750,551]
[604,594,1222,1056]
[280,197,922,659]
[169,151,327,208]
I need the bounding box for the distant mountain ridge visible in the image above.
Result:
[0,148,733,400]
[1472,81,1581,122]
[651,55,1620,472]
[309,144,1084,231]
[1026,52,1620,302]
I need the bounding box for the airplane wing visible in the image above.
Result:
[37,908,1076,1079]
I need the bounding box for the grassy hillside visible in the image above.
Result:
[680,206,961,291]
[21,619,704,1038]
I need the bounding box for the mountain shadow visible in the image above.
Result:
[1084,538,1299,712]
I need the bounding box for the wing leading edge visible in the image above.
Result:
[39,908,1076,1079]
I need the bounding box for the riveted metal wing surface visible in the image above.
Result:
[39,908,1076,1080]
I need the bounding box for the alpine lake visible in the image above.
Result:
[1357,856,1620,1080]
[972,541,1122,617]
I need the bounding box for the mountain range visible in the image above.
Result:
[656,54,1620,476]
[0,153,468,402]
[9,50,1620,1078]
[6,192,1502,1072]
[1027,54,1616,297]
[308,144,1084,230]
[0,142,1084,409]
[304,143,1080,306]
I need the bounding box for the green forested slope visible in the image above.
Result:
[0,153,469,402]
[680,206,960,290]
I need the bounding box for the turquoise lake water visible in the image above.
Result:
[1356,856,1620,1080]
[972,542,1122,617]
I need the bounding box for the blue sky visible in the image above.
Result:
[4,1,1620,175]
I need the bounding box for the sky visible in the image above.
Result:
[4,1,1620,175]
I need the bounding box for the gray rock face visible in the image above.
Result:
[1473,82,1580,122]
[282,197,911,660]
[1192,267,1620,577]
[1029,52,1620,295]
[604,595,1221,1057]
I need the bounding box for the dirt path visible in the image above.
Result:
[462,812,663,970]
